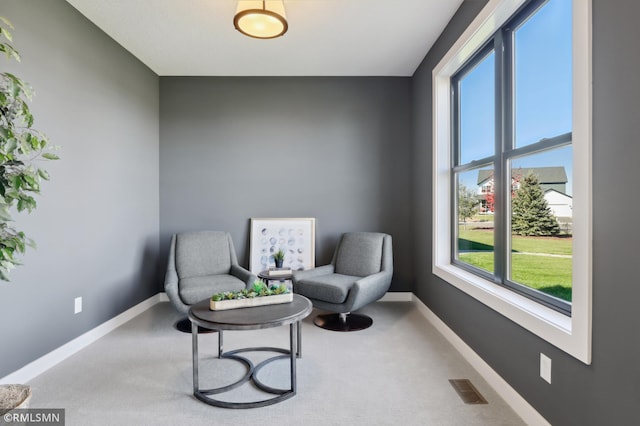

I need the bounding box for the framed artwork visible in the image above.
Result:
[249,218,316,274]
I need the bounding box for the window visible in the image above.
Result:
[452,0,572,314]
[433,0,591,363]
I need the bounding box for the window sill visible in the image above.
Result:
[433,258,590,364]
[434,263,571,334]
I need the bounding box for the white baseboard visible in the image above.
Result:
[411,295,550,426]
[380,291,413,302]
[0,294,164,385]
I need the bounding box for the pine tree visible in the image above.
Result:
[511,173,560,236]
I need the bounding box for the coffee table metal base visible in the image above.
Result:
[192,322,300,409]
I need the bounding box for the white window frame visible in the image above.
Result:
[432,0,592,364]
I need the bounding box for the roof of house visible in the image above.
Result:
[477,167,568,185]
[544,188,573,199]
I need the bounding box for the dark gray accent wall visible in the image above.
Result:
[413,0,640,424]
[159,77,412,291]
[0,1,159,378]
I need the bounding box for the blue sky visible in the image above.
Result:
[458,0,572,195]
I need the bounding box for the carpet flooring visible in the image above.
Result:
[27,301,526,426]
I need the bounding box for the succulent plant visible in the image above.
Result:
[211,279,290,302]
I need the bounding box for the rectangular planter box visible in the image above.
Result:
[210,293,293,311]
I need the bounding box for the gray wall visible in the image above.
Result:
[0,0,159,378]
[413,0,640,424]
[159,77,413,291]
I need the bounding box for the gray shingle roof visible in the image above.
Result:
[477,167,567,185]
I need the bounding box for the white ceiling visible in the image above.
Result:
[64,0,463,77]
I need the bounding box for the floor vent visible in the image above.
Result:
[449,379,488,404]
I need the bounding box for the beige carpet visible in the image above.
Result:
[26,301,525,426]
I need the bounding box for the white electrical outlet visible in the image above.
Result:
[540,353,552,383]
[74,297,82,314]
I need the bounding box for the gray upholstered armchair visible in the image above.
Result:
[164,231,256,332]
[292,232,393,331]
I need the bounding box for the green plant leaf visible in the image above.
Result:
[0,207,11,222]
[0,16,13,28]
[42,153,59,160]
[0,246,14,260]
[37,169,49,180]
[0,44,20,61]
[4,138,17,153]
[9,175,21,190]
[0,26,13,42]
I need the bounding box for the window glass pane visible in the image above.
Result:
[514,0,572,147]
[457,167,494,273]
[459,51,495,165]
[509,145,573,302]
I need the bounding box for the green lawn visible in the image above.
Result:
[457,228,572,302]
[458,229,572,255]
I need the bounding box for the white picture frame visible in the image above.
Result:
[249,218,316,274]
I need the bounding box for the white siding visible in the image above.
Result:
[545,190,573,218]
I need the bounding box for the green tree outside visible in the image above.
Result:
[511,173,560,236]
[458,183,479,230]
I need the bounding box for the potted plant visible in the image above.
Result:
[210,280,292,310]
[272,249,285,268]
[0,17,58,281]
[0,384,31,416]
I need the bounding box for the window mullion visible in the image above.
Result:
[450,78,460,265]
[493,30,507,284]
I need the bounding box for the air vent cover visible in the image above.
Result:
[449,379,488,404]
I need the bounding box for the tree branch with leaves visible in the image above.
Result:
[458,183,479,230]
[0,17,59,281]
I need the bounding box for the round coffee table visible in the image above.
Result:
[188,294,312,409]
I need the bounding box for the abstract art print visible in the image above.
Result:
[249,218,316,274]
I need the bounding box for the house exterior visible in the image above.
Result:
[544,188,573,219]
[476,167,571,216]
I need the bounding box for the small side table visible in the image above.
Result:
[258,270,294,288]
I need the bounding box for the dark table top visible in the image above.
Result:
[258,270,294,280]
[189,294,312,331]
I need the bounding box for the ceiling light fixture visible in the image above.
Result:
[234,0,288,39]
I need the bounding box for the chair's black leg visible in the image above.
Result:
[313,313,373,331]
